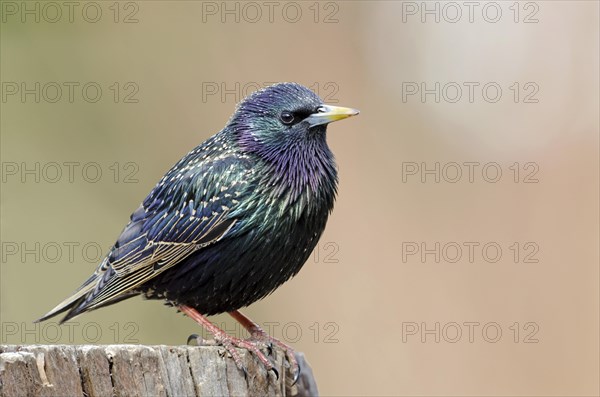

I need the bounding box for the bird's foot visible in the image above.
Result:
[180,305,278,379]
[215,331,279,379]
[246,325,299,383]
[229,310,300,383]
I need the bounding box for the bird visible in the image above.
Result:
[36,82,358,378]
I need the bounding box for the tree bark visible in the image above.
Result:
[0,345,318,397]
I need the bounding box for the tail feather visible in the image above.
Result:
[34,274,98,323]
[36,274,139,324]
[60,291,138,323]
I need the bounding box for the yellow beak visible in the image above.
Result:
[306,105,360,127]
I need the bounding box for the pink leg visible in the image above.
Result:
[179,305,277,377]
[228,310,299,382]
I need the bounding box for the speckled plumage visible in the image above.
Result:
[38,82,357,324]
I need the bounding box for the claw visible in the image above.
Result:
[214,327,275,377]
[291,353,301,385]
[187,333,204,346]
[180,306,289,381]
[228,310,301,383]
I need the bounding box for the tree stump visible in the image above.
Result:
[0,345,318,397]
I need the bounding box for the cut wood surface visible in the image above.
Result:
[0,345,318,397]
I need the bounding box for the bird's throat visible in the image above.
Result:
[257,139,338,220]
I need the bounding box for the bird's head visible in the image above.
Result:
[227,82,358,207]
[229,82,359,157]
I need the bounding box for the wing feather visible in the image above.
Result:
[38,145,252,322]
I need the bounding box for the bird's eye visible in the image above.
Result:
[280,111,295,125]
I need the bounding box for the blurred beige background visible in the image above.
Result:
[1,1,598,396]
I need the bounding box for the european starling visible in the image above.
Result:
[37,82,358,376]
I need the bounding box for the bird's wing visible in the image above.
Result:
[41,147,253,322]
[80,208,237,312]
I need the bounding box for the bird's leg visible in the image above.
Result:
[228,310,300,382]
[179,305,277,378]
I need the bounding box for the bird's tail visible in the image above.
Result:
[34,274,98,324]
[35,268,139,324]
